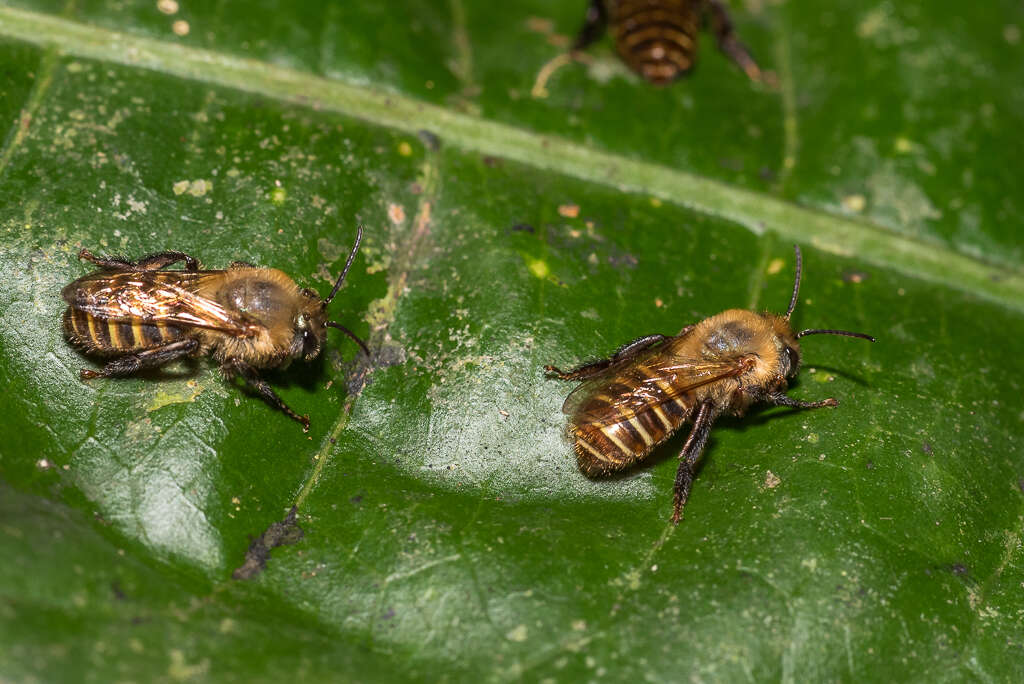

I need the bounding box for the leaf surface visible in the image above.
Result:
[1,2,1023,681]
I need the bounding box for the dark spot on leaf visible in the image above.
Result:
[417,129,440,151]
[374,341,406,369]
[351,493,363,505]
[759,166,776,181]
[510,223,535,234]
[922,441,933,456]
[111,581,126,601]
[482,155,501,168]
[346,342,404,395]
[607,253,638,269]
[951,563,969,577]
[382,607,395,620]
[232,506,304,581]
[866,461,874,470]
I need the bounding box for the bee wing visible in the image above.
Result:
[562,349,751,426]
[63,271,263,336]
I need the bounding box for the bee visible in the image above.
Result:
[545,246,874,523]
[62,226,370,431]
[574,0,765,85]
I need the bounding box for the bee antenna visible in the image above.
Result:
[797,328,876,342]
[785,244,801,320]
[326,321,371,357]
[325,225,363,305]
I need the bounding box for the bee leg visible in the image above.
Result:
[222,357,310,432]
[545,334,668,380]
[133,251,201,271]
[78,249,200,272]
[229,261,256,269]
[79,339,200,380]
[672,401,715,524]
[704,0,763,83]
[768,393,838,410]
[573,0,608,50]
[614,333,670,359]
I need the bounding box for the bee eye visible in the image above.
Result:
[785,347,800,372]
[301,328,319,357]
[302,288,318,299]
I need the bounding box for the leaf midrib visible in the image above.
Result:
[1,5,1022,312]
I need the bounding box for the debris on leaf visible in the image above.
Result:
[232,506,304,581]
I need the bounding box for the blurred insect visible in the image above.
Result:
[575,0,765,85]
[62,226,370,431]
[545,246,874,523]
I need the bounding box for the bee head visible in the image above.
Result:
[761,313,803,380]
[295,289,328,361]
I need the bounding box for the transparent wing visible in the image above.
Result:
[562,344,752,426]
[63,271,262,336]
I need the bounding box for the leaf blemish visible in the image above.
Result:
[526,257,549,279]
[387,203,406,225]
[147,381,204,412]
[172,179,212,197]
[232,506,304,581]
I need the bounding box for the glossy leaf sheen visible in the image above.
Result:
[1,1,1023,681]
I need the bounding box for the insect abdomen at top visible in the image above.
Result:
[573,0,765,85]
[609,0,701,84]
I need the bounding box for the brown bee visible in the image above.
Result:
[62,226,369,431]
[574,0,765,85]
[545,246,874,523]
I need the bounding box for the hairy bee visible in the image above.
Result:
[545,246,874,523]
[574,0,765,85]
[62,227,370,431]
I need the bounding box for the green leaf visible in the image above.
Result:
[1,1,1023,681]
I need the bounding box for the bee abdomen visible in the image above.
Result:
[611,0,700,84]
[571,396,691,475]
[63,307,183,353]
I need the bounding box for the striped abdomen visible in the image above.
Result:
[610,0,700,84]
[569,370,697,476]
[63,307,183,354]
